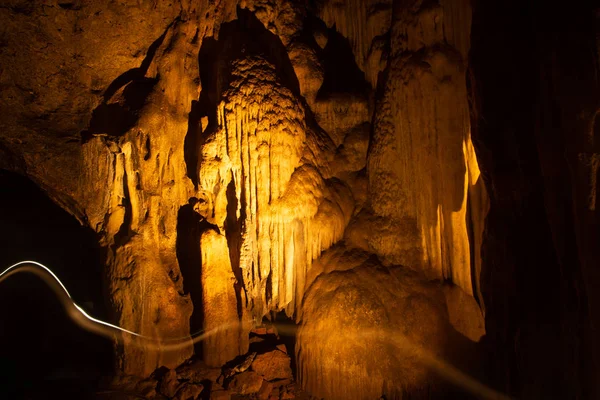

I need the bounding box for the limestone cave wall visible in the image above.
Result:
[0,0,598,399]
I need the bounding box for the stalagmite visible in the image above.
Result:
[200,229,246,366]
[297,250,458,400]
[366,0,486,295]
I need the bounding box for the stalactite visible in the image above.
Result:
[198,56,352,328]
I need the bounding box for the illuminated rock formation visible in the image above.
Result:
[196,34,354,323]
[297,248,471,399]
[362,0,487,296]
[296,244,484,399]
[2,0,597,399]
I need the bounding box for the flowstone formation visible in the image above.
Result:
[0,0,532,398]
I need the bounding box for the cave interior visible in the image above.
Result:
[0,0,599,399]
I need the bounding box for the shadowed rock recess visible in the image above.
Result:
[0,0,598,399]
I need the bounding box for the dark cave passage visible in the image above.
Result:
[0,170,113,399]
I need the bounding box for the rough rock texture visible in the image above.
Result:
[195,9,355,329]
[297,252,477,399]
[200,229,247,367]
[176,359,222,384]
[0,0,207,375]
[227,370,264,395]
[2,0,599,399]
[0,0,487,386]
[443,284,485,342]
[175,382,203,400]
[159,368,182,398]
[251,350,293,381]
[364,0,487,296]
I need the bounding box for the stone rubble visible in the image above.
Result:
[100,324,313,400]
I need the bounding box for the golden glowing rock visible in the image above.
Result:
[0,0,488,387]
[366,0,487,297]
[200,229,246,367]
[443,284,485,342]
[298,260,453,399]
[251,350,293,381]
[198,54,352,320]
[79,16,204,375]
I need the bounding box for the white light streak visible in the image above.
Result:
[2,260,72,297]
[1,261,511,400]
[0,260,249,350]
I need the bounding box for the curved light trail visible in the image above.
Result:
[0,260,250,351]
[1,261,511,399]
[1,260,143,337]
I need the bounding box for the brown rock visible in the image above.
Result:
[443,284,485,342]
[270,379,292,389]
[109,375,158,398]
[175,382,203,400]
[230,352,258,375]
[252,351,293,381]
[201,229,247,367]
[250,336,266,344]
[159,368,182,398]
[297,262,454,399]
[210,390,231,400]
[138,379,158,399]
[275,344,287,354]
[280,391,295,399]
[257,380,274,400]
[266,326,278,336]
[211,383,224,391]
[227,371,264,395]
[252,327,268,335]
[177,359,222,384]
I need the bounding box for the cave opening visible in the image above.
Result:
[0,170,113,398]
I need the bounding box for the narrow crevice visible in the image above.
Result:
[113,169,133,248]
[184,100,202,187]
[224,176,246,320]
[143,135,151,161]
[271,311,298,379]
[465,188,481,308]
[265,270,273,308]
